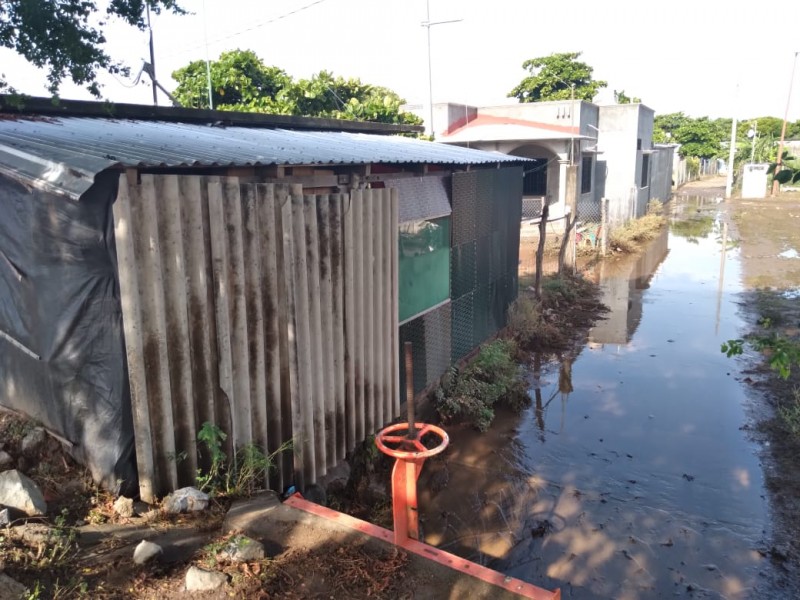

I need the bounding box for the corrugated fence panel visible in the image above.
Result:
[115,175,398,501]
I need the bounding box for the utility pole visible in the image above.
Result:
[421,1,461,138]
[202,0,214,109]
[146,4,157,106]
[772,51,799,196]
[725,115,737,199]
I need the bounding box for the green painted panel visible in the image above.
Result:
[399,217,450,323]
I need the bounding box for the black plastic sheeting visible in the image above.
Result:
[0,171,136,494]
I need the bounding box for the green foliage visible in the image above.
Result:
[435,340,530,431]
[171,50,422,125]
[172,50,294,112]
[722,331,800,380]
[778,389,800,437]
[194,421,290,497]
[614,89,640,104]
[767,150,800,186]
[0,0,185,96]
[508,52,607,102]
[652,112,728,158]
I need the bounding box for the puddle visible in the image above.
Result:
[419,195,775,599]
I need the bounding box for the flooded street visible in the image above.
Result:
[419,187,785,599]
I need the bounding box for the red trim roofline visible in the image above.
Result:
[443,113,578,137]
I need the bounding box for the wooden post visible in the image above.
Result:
[534,203,548,300]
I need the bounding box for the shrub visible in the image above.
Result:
[608,213,666,253]
[435,340,530,431]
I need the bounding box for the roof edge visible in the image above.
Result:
[0,95,424,135]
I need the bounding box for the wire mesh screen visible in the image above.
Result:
[450,167,523,362]
[398,302,451,395]
[578,195,602,223]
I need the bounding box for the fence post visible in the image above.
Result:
[600,197,608,257]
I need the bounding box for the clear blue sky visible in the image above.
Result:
[2,0,799,122]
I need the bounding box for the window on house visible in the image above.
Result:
[637,138,642,150]
[641,154,650,188]
[581,156,592,194]
[522,158,548,196]
[398,217,451,323]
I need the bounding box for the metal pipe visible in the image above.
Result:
[405,341,415,440]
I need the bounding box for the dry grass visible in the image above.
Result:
[608,213,667,254]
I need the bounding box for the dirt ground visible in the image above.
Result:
[724,188,800,596]
[5,180,799,598]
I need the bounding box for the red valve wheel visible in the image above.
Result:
[375,422,449,460]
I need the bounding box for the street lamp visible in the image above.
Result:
[421,1,462,138]
[772,51,799,196]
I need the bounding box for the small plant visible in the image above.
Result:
[435,340,530,431]
[723,334,800,380]
[194,422,291,497]
[778,388,800,437]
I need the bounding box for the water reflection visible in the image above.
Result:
[419,194,778,599]
[587,227,669,345]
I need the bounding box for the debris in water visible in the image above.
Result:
[530,519,553,538]
[682,474,695,482]
[661,539,674,547]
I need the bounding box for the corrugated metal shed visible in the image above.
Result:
[0,116,527,200]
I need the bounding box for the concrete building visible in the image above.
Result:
[407,101,675,230]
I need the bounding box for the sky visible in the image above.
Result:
[2,0,800,123]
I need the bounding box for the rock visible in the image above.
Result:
[20,427,47,457]
[162,487,209,514]
[219,535,265,562]
[0,572,28,600]
[0,451,13,471]
[7,523,56,545]
[0,508,9,526]
[185,566,228,591]
[133,540,163,565]
[113,496,135,518]
[0,470,47,516]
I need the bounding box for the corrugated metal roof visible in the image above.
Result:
[0,116,528,199]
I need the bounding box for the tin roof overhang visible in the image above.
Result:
[0,97,530,200]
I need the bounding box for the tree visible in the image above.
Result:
[614,89,640,104]
[653,113,726,158]
[289,71,420,125]
[0,0,184,96]
[171,50,294,113]
[508,52,607,102]
[171,50,422,126]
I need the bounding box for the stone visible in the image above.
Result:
[0,470,47,516]
[6,523,56,545]
[0,451,13,471]
[162,487,209,514]
[133,540,162,565]
[20,427,46,457]
[113,496,135,518]
[219,535,265,562]
[0,508,9,526]
[185,566,228,591]
[0,572,28,600]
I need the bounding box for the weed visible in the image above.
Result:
[778,388,800,437]
[195,422,291,498]
[434,340,530,431]
[608,213,666,253]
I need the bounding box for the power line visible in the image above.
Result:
[161,0,331,61]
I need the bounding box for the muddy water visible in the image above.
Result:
[419,196,774,599]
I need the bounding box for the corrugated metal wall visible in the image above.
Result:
[114,174,398,502]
